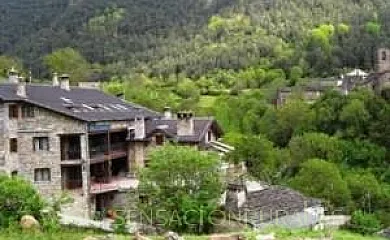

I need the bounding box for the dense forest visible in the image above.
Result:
[1,0,390,78]
[1,0,390,232]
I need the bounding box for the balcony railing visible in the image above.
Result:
[111,142,127,152]
[89,142,127,163]
[90,174,138,194]
[90,145,108,159]
[62,150,82,161]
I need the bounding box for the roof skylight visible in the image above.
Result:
[60,97,73,104]
[82,104,95,111]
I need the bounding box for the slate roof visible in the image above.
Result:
[0,83,160,122]
[240,186,322,225]
[226,181,322,226]
[145,118,223,143]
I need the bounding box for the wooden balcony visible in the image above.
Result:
[90,175,138,194]
[89,142,128,164]
[61,150,83,166]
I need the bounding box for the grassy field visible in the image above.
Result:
[0,228,387,240]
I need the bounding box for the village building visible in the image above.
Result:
[0,72,235,218]
[275,48,390,106]
[224,180,324,229]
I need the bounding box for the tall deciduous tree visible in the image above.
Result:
[43,48,92,82]
[227,135,289,183]
[289,159,351,209]
[259,100,314,147]
[138,145,222,234]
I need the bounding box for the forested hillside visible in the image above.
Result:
[1,0,390,78]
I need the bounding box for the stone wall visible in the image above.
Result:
[2,103,87,198]
[0,103,4,167]
[377,48,390,73]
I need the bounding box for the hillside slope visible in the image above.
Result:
[1,0,390,77]
[0,0,236,73]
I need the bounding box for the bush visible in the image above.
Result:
[0,175,45,227]
[349,210,381,235]
[113,215,127,234]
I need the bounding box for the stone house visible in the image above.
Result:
[224,180,324,229]
[275,48,390,107]
[0,72,234,218]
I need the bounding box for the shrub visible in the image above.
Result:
[0,175,45,227]
[349,210,381,235]
[113,215,127,234]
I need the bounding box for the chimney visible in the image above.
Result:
[59,74,70,91]
[177,111,194,136]
[8,67,19,83]
[225,180,247,213]
[163,107,172,119]
[134,116,145,139]
[16,78,27,98]
[52,72,59,86]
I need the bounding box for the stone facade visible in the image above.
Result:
[377,48,390,73]
[0,103,87,198]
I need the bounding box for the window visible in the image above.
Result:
[21,105,35,118]
[382,51,387,61]
[127,128,135,140]
[155,134,164,146]
[9,105,19,119]
[10,138,17,152]
[34,168,51,182]
[33,137,50,151]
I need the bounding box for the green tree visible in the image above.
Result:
[338,140,386,169]
[289,66,303,86]
[312,90,346,135]
[288,133,343,168]
[345,170,381,211]
[138,145,222,234]
[369,105,390,149]
[289,159,351,209]
[43,48,92,82]
[365,21,381,37]
[0,56,23,78]
[339,99,370,139]
[227,135,289,183]
[259,100,314,147]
